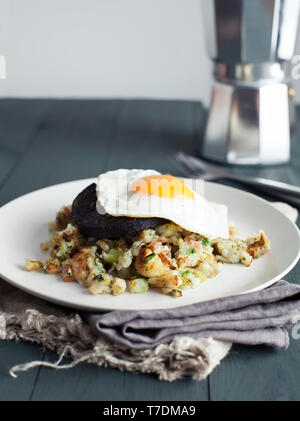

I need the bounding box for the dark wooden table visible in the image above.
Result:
[0,99,299,401]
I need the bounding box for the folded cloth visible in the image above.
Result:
[87,280,300,350]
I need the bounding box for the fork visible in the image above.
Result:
[173,152,300,208]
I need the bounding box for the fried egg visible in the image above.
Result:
[96,169,229,238]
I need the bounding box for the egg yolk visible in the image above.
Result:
[130,175,194,199]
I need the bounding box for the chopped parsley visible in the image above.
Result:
[181,269,193,278]
[56,243,71,260]
[144,253,156,262]
[93,274,104,282]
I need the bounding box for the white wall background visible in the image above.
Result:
[1,0,300,104]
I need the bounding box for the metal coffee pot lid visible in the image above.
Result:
[202,0,300,64]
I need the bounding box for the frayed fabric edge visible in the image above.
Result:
[3,309,231,382]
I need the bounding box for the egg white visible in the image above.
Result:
[96,169,229,238]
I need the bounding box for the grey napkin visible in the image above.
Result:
[87,280,300,350]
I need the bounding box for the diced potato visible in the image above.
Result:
[213,237,253,266]
[55,205,72,230]
[135,247,170,278]
[50,223,85,261]
[43,258,61,274]
[229,224,241,239]
[155,223,179,238]
[95,239,110,252]
[114,249,133,271]
[111,278,127,296]
[88,273,113,295]
[180,269,206,289]
[64,246,97,288]
[88,275,126,296]
[239,250,253,267]
[161,288,182,298]
[175,238,202,269]
[148,271,181,289]
[25,258,43,272]
[195,251,222,278]
[55,242,71,260]
[40,241,50,251]
[246,230,271,259]
[139,229,157,243]
[48,221,58,232]
[62,264,75,282]
[87,262,105,284]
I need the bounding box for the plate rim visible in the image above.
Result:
[0,177,299,311]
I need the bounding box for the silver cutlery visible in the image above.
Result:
[173,152,300,209]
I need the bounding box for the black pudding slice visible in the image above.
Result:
[70,183,169,239]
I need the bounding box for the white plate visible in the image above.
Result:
[0,178,299,311]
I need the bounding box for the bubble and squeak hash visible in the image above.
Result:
[25,170,270,297]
